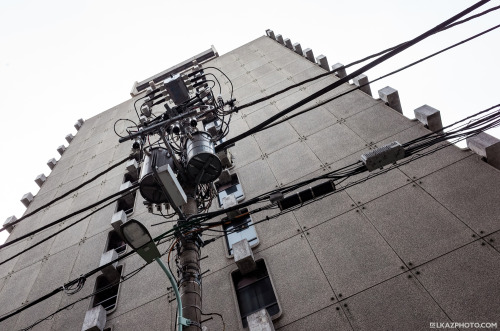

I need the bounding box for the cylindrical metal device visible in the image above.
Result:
[186,132,222,184]
[139,147,175,203]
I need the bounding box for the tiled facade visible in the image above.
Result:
[0,35,499,331]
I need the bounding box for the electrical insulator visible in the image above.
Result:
[132,138,142,150]
[156,204,162,212]
[189,117,198,127]
[217,95,224,107]
[172,123,181,135]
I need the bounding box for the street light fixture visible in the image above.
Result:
[120,219,189,330]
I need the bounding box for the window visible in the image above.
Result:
[232,260,280,328]
[216,173,244,207]
[92,266,123,313]
[106,230,127,255]
[117,179,137,215]
[223,209,259,256]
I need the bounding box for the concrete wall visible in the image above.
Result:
[1,35,499,331]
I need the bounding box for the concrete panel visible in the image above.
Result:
[344,166,410,204]
[362,184,474,265]
[259,235,335,328]
[13,229,56,271]
[274,90,309,112]
[249,62,278,79]
[307,209,403,297]
[292,189,355,229]
[107,293,172,331]
[267,141,321,185]
[98,172,126,201]
[277,305,351,331]
[344,273,450,330]
[237,159,278,199]
[254,122,299,155]
[0,261,42,316]
[344,103,415,143]
[230,136,262,169]
[305,123,366,165]
[0,240,27,278]
[287,105,337,137]
[321,90,380,120]
[281,59,317,77]
[252,205,301,253]
[415,242,500,322]
[232,73,254,89]
[113,255,169,316]
[69,231,108,278]
[85,203,116,238]
[67,185,103,214]
[49,218,89,255]
[234,82,264,101]
[420,156,500,233]
[244,105,280,128]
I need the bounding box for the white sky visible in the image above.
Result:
[0,0,499,244]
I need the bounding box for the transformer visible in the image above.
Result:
[139,148,175,203]
[186,132,222,184]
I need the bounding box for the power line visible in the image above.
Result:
[262,23,500,132]
[0,155,134,234]
[232,4,500,113]
[215,0,491,153]
[0,184,139,250]
[3,102,499,326]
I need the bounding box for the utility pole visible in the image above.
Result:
[177,185,202,331]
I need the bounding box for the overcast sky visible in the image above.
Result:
[1,0,499,244]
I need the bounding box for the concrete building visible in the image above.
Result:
[0,32,499,331]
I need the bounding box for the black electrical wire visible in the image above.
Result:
[234,4,500,113]
[6,103,499,327]
[0,155,134,234]
[253,23,500,134]
[0,185,139,250]
[0,195,123,266]
[18,260,151,331]
[215,0,491,153]
[114,118,139,138]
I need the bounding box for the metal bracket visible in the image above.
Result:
[178,316,191,326]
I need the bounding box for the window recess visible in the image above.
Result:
[232,259,280,328]
[92,265,123,314]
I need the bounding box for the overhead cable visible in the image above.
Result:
[233,4,500,113]
[215,0,491,153]
[0,155,134,234]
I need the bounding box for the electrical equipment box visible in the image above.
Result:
[163,74,190,105]
[155,164,187,207]
[139,148,175,203]
[360,141,405,171]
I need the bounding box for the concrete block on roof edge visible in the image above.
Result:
[276,34,284,45]
[414,105,443,132]
[353,74,372,96]
[316,55,329,71]
[3,216,17,233]
[65,133,74,143]
[81,305,106,331]
[57,145,66,156]
[35,174,47,187]
[467,132,500,170]
[47,158,57,170]
[332,63,347,79]
[21,192,34,208]
[378,86,403,114]
[233,239,256,275]
[284,38,293,50]
[293,42,303,55]
[265,29,276,40]
[248,308,275,331]
[303,48,315,63]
